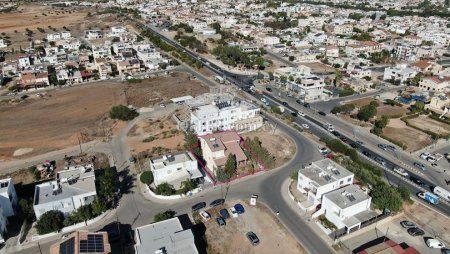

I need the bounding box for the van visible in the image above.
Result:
[426,238,445,249]
[433,186,450,202]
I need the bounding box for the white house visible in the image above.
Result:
[317,184,376,233]
[18,56,31,69]
[85,30,103,40]
[263,36,280,46]
[0,39,7,48]
[290,75,327,102]
[47,33,61,42]
[0,178,18,244]
[418,76,450,93]
[297,159,354,211]
[383,64,417,83]
[61,31,71,39]
[190,100,263,136]
[149,152,203,189]
[111,26,127,35]
[134,217,198,254]
[33,164,97,219]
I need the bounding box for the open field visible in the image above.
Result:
[407,115,450,135]
[0,73,208,159]
[348,98,408,118]
[383,119,432,152]
[203,199,306,254]
[242,127,296,169]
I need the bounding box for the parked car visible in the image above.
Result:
[350,142,359,148]
[378,144,387,150]
[296,99,302,104]
[413,162,426,171]
[340,136,348,143]
[362,151,371,157]
[319,147,331,155]
[393,166,409,177]
[356,140,364,146]
[234,203,245,214]
[441,248,450,254]
[318,111,327,116]
[282,101,288,106]
[210,198,225,207]
[192,202,206,211]
[374,156,386,166]
[400,220,417,229]
[407,228,425,236]
[229,207,238,218]
[291,112,298,117]
[200,211,211,221]
[260,98,267,103]
[246,232,260,246]
[219,209,230,219]
[427,238,446,249]
[216,217,226,226]
[303,103,310,108]
[386,145,396,151]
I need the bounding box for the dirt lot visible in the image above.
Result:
[0,73,207,159]
[407,115,450,135]
[242,127,296,169]
[203,199,306,254]
[348,98,408,118]
[383,119,432,152]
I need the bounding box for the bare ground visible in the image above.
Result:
[383,119,433,152]
[407,115,450,135]
[204,199,306,254]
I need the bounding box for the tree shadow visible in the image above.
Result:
[117,167,135,196]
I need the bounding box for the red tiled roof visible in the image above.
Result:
[410,60,432,69]
[425,75,450,84]
[80,71,94,77]
[35,72,48,79]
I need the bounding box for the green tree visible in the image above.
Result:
[140,171,154,185]
[179,179,196,194]
[224,154,237,176]
[210,22,221,32]
[334,69,342,86]
[98,166,118,203]
[289,170,298,180]
[397,186,411,202]
[19,198,35,221]
[90,197,107,216]
[184,131,201,156]
[109,105,139,121]
[371,183,403,212]
[155,182,175,196]
[153,210,176,222]
[357,102,378,121]
[35,210,64,234]
[216,168,232,182]
[410,101,425,113]
[288,55,294,61]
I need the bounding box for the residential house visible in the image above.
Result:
[190,100,263,135]
[394,44,415,61]
[116,59,140,75]
[0,39,7,48]
[403,35,422,46]
[297,159,354,211]
[325,45,339,58]
[85,30,103,40]
[290,75,327,102]
[332,24,353,35]
[111,26,127,36]
[61,31,71,39]
[49,231,111,254]
[134,217,198,254]
[57,69,70,82]
[263,36,280,46]
[149,152,203,189]
[383,64,417,83]
[410,60,442,75]
[199,131,247,176]
[316,184,376,233]
[47,33,61,42]
[345,41,382,57]
[2,62,18,77]
[0,178,18,243]
[33,164,97,219]
[349,66,371,79]
[418,76,450,93]
[18,56,31,69]
[92,44,112,59]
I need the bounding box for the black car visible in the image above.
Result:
[341,136,348,143]
[332,131,341,138]
[362,151,371,157]
[291,112,298,117]
[219,209,230,219]
[407,228,425,236]
[296,99,302,104]
[210,198,225,207]
[410,176,425,187]
[266,87,272,92]
[246,232,260,246]
[318,111,326,116]
[304,103,310,108]
[216,217,226,226]
[413,162,426,171]
[282,101,288,106]
[350,142,359,148]
[192,202,206,212]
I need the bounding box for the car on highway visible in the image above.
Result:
[246,232,260,246]
[192,202,206,211]
[393,166,409,177]
[282,101,288,106]
[400,220,417,229]
[291,112,298,117]
[362,151,371,157]
[266,87,272,92]
[319,147,330,154]
[407,228,425,236]
[410,176,428,188]
[210,198,225,207]
[302,124,309,129]
[378,144,387,150]
[216,217,226,226]
[318,111,327,116]
[356,140,364,145]
[303,103,310,108]
[332,131,341,138]
[261,98,267,103]
[219,208,230,219]
[374,156,386,166]
[386,145,396,151]
[340,136,348,143]
[413,162,426,171]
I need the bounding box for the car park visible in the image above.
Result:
[407,228,425,236]
[413,162,426,171]
[246,232,260,246]
[400,220,416,228]
[192,202,206,211]
[393,166,409,177]
[374,157,386,166]
[200,211,211,221]
[216,217,226,226]
[210,198,225,207]
[219,209,230,219]
[234,203,245,214]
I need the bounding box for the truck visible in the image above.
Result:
[417,192,439,205]
[215,75,225,84]
[433,186,450,203]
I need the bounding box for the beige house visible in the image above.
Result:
[199,131,247,176]
[116,59,140,75]
[410,60,442,75]
[419,76,450,93]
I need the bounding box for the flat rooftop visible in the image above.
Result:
[0,178,11,193]
[300,158,353,187]
[323,184,370,210]
[151,152,195,170]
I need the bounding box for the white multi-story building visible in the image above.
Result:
[0,178,18,243]
[316,184,375,233]
[18,56,31,68]
[111,26,127,35]
[418,76,450,93]
[263,36,280,46]
[33,164,97,219]
[149,152,203,189]
[92,44,112,59]
[297,159,354,211]
[291,75,327,102]
[383,64,417,83]
[190,100,263,135]
[394,44,415,61]
[47,33,61,42]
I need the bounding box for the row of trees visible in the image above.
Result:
[174,33,207,53]
[331,103,355,114]
[212,45,267,69]
[244,137,275,170]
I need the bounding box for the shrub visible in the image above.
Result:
[155,182,175,196]
[140,171,154,185]
[290,170,298,180]
[109,105,139,121]
[371,182,403,212]
[357,102,378,121]
[35,210,64,234]
[143,135,156,142]
[154,210,176,222]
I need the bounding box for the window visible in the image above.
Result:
[347,177,352,182]
[340,180,344,185]
[177,167,182,171]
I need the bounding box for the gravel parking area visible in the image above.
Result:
[203,199,306,254]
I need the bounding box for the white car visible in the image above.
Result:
[393,166,408,177]
[302,124,309,129]
[250,194,258,206]
[200,211,211,221]
[426,238,445,249]
[261,98,267,103]
[298,112,306,117]
[319,147,330,155]
[229,207,238,218]
[420,152,431,160]
[159,103,166,108]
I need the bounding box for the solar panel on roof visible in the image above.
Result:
[59,237,75,254]
[347,194,356,202]
[79,234,104,253]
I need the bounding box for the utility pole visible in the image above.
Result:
[77,133,83,154]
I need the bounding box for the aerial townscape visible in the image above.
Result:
[0,0,450,253]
